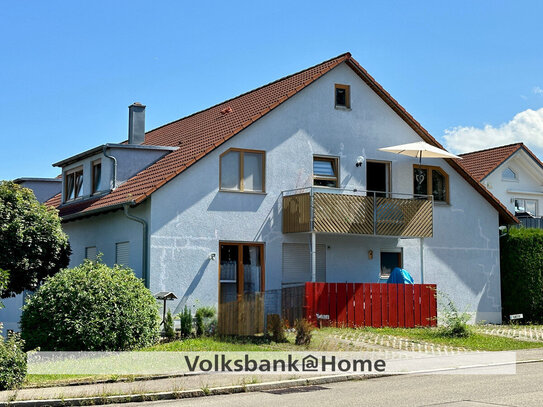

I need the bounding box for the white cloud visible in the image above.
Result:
[443,108,543,156]
[534,86,543,95]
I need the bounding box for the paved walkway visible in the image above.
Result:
[2,348,542,403]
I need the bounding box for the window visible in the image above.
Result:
[502,167,517,181]
[515,198,537,216]
[92,160,102,194]
[335,84,350,108]
[313,156,339,187]
[219,149,265,192]
[380,250,402,279]
[85,246,97,261]
[413,165,449,203]
[64,167,83,202]
[115,241,129,266]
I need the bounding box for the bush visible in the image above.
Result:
[437,291,471,338]
[20,260,160,351]
[266,314,287,343]
[294,319,313,346]
[501,227,543,323]
[195,306,216,337]
[164,309,175,341]
[179,306,193,338]
[0,333,27,390]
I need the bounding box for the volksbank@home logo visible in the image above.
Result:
[184,353,386,373]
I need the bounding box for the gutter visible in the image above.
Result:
[103,145,118,190]
[123,202,150,288]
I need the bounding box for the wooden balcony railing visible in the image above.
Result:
[282,188,433,238]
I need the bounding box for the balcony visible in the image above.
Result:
[282,187,433,238]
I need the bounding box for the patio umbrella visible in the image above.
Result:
[378,141,461,182]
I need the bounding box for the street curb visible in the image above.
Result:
[0,373,378,407]
[3,358,542,407]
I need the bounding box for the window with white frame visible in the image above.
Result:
[502,167,517,181]
[515,198,537,216]
[85,246,97,261]
[115,242,130,266]
[64,167,83,202]
[380,250,402,279]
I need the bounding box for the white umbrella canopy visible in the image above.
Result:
[378,141,462,160]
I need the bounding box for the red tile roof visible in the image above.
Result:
[459,143,543,182]
[45,53,518,224]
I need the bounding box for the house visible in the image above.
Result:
[460,143,543,227]
[15,53,518,329]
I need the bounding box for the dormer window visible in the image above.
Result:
[92,160,102,194]
[335,84,350,108]
[502,167,517,181]
[65,167,83,202]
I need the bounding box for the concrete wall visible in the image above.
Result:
[483,149,543,217]
[147,62,502,323]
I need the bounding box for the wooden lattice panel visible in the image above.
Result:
[376,197,433,237]
[313,193,374,235]
[282,193,311,233]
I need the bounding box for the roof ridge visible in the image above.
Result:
[145,52,351,137]
[458,142,523,156]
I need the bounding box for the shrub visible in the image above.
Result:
[437,291,471,338]
[179,306,193,338]
[195,306,216,337]
[294,319,313,346]
[164,309,175,341]
[501,227,543,323]
[266,314,287,343]
[0,332,27,390]
[20,260,160,351]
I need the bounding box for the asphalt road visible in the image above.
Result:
[106,361,543,407]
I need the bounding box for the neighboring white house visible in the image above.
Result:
[9,53,518,328]
[460,143,543,225]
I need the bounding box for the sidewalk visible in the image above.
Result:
[1,348,542,405]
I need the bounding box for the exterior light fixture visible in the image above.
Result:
[356,156,364,167]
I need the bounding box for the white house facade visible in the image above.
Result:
[14,53,519,329]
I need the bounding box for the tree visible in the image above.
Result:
[0,181,70,297]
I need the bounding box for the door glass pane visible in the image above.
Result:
[220,244,238,303]
[243,246,261,293]
[525,200,537,216]
[431,170,447,202]
[413,168,428,196]
[220,151,240,190]
[243,152,263,192]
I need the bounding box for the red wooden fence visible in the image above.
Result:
[304,282,437,328]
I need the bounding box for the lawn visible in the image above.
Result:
[24,326,543,388]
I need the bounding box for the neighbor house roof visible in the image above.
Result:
[459,143,543,182]
[45,53,518,224]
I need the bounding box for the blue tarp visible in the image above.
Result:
[386,267,414,284]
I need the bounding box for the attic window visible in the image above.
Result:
[502,167,517,181]
[65,167,83,202]
[92,160,101,194]
[220,148,265,193]
[335,84,350,108]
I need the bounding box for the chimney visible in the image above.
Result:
[128,102,146,145]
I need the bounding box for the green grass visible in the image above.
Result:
[142,335,297,352]
[359,327,543,351]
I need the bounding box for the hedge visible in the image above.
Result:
[500,227,543,323]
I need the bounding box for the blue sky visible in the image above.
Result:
[2,1,543,180]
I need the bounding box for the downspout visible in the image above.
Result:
[103,145,117,190]
[123,203,149,288]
